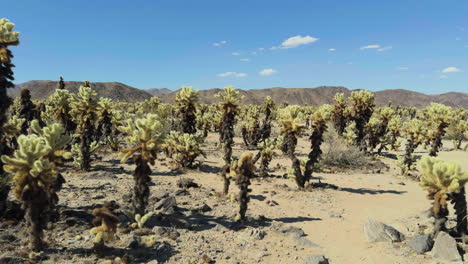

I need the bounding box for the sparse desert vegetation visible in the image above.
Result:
[2,16,468,264]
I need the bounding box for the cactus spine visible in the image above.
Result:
[232,152,255,221]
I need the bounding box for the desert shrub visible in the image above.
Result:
[318,129,368,169]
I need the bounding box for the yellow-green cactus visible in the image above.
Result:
[118,114,167,215]
[175,86,199,134]
[162,131,205,168]
[0,18,19,45]
[419,156,468,235]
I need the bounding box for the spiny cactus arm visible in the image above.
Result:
[0,18,19,45]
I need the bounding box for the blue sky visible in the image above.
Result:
[5,0,468,94]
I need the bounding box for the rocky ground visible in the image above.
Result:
[0,135,468,264]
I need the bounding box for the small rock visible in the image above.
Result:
[408,234,433,254]
[84,171,116,180]
[146,260,159,264]
[363,219,405,242]
[431,232,462,262]
[191,203,212,213]
[153,226,180,240]
[266,200,279,206]
[176,178,199,188]
[294,237,320,248]
[275,224,305,238]
[239,228,266,240]
[304,254,329,264]
[154,196,177,213]
[174,189,190,196]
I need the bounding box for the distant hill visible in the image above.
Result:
[157,86,468,108]
[145,88,172,95]
[10,81,468,108]
[9,80,152,103]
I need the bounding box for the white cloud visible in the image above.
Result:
[377,46,392,52]
[442,66,462,73]
[360,44,381,50]
[440,75,448,79]
[217,72,247,78]
[259,69,277,76]
[251,52,257,55]
[213,40,228,46]
[240,58,250,61]
[232,52,240,56]
[328,48,336,51]
[258,48,265,51]
[397,66,409,70]
[271,35,318,49]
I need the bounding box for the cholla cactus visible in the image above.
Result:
[119,114,166,215]
[0,19,20,211]
[343,121,357,145]
[58,76,65,90]
[95,97,114,143]
[331,93,348,135]
[240,106,261,147]
[1,126,69,251]
[421,103,453,156]
[419,156,468,236]
[303,104,332,184]
[378,115,402,152]
[447,120,467,150]
[398,119,427,175]
[279,105,306,188]
[69,85,98,171]
[231,152,256,221]
[42,89,76,132]
[136,97,160,116]
[216,86,242,164]
[216,86,242,194]
[348,90,375,150]
[90,202,119,255]
[366,106,395,153]
[163,131,205,168]
[257,138,280,177]
[259,96,276,142]
[71,141,101,168]
[18,88,40,134]
[175,86,199,134]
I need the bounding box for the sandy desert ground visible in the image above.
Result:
[0,134,467,264]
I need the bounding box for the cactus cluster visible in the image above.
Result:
[419,156,468,236]
[175,86,199,134]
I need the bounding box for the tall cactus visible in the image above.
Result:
[419,156,468,237]
[398,119,427,175]
[259,96,276,142]
[175,86,199,134]
[216,86,242,194]
[279,105,306,188]
[0,18,19,217]
[119,114,166,215]
[231,152,256,221]
[422,103,453,156]
[331,93,348,136]
[304,105,332,184]
[348,90,375,151]
[69,85,98,171]
[1,122,71,251]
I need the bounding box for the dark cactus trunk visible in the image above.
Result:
[260,107,272,142]
[18,88,37,134]
[221,164,230,195]
[22,187,50,251]
[304,122,326,184]
[259,155,271,178]
[429,123,448,157]
[220,111,235,164]
[58,76,65,90]
[180,104,197,134]
[0,45,16,216]
[284,133,305,188]
[80,119,93,171]
[133,155,152,216]
[451,187,468,237]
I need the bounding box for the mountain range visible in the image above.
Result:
[9,80,468,108]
